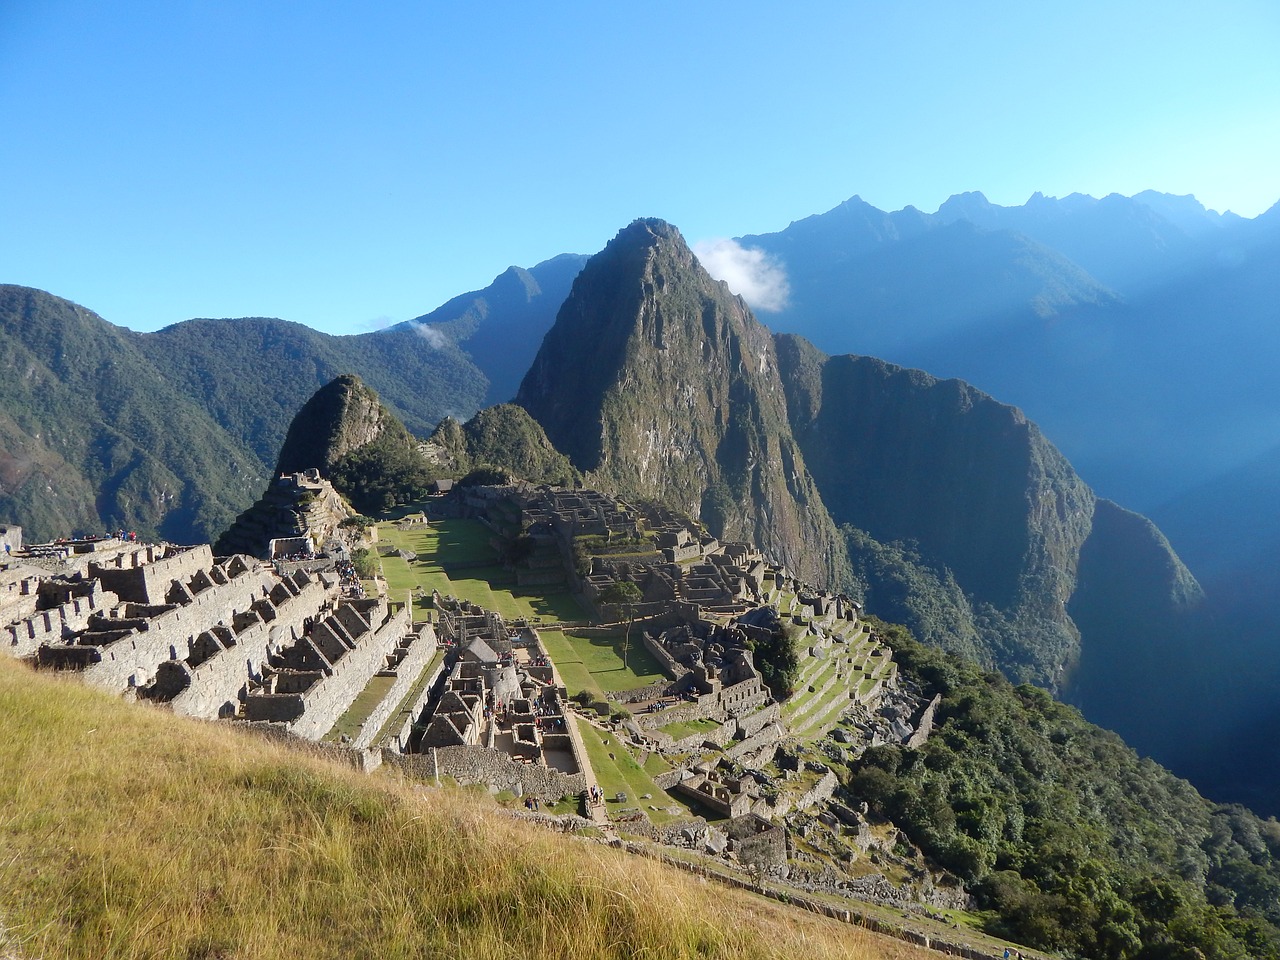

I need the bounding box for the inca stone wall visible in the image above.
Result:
[165,572,334,719]
[386,746,587,801]
[379,656,448,753]
[49,558,279,693]
[5,581,118,657]
[91,544,214,604]
[286,603,412,741]
[354,624,439,750]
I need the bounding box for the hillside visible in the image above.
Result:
[404,253,588,406]
[0,655,917,960]
[136,315,488,469]
[0,284,495,544]
[0,285,263,543]
[427,403,580,486]
[852,621,1280,960]
[721,192,1280,811]
[504,219,1199,692]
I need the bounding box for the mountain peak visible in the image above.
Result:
[516,219,849,588]
[936,191,993,218]
[610,217,685,250]
[274,374,405,476]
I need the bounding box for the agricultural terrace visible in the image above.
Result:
[538,628,666,702]
[575,718,706,825]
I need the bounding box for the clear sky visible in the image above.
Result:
[2,0,1277,335]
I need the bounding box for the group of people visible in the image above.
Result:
[334,559,366,597]
[587,784,607,806]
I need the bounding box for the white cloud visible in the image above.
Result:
[692,238,790,312]
[408,321,449,349]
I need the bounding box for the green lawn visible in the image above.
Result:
[642,751,672,776]
[575,718,698,825]
[538,629,606,701]
[559,630,666,692]
[657,717,721,741]
[372,518,587,624]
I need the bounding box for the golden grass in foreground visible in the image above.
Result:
[0,657,930,960]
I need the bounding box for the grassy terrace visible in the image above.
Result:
[322,674,396,743]
[576,718,703,825]
[374,516,587,623]
[658,717,721,741]
[319,646,448,747]
[371,647,445,746]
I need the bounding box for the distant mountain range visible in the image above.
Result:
[733,190,1280,814]
[2,188,1276,814]
[740,191,1280,511]
[0,285,490,543]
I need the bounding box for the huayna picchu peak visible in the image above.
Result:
[516,218,851,591]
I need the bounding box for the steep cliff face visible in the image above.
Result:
[516,219,849,589]
[274,374,408,475]
[775,334,1198,686]
[1066,498,1205,749]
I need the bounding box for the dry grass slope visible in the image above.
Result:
[0,657,927,960]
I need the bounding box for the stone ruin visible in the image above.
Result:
[216,471,353,561]
[1,532,421,745]
[396,598,587,801]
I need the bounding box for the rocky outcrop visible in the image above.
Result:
[517,219,850,591]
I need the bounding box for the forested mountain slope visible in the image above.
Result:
[0,285,262,542]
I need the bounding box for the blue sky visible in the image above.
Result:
[1,1,1277,335]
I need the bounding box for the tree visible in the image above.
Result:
[600,581,642,668]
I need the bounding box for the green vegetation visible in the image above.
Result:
[0,285,265,544]
[329,430,438,513]
[546,629,665,694]
[374,518,586,623]
[428,404,580,486]
[848,618,1280,960]
[657,717,721,741]
[349,547,378,580]
[539,630,607,702]
[0,657,910,960]
[141,315,487,469]
[575,718,701,825]
[0,286,496,545]
[599,580,642,606]
[740,607,801,698]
